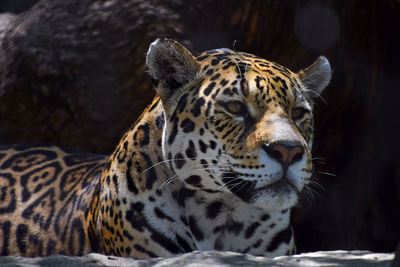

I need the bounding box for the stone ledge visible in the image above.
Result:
[0,250,394,267]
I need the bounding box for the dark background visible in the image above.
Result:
[0,0,399,253]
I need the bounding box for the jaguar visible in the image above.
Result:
[0,38,331,258]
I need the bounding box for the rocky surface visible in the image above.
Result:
[0,251,395,267]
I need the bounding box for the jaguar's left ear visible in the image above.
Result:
[146,38,199,104]
[298,56,331,100]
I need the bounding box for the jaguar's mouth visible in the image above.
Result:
[255,178,299,194]
[220,171,300,203]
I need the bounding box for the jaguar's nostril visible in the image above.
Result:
[262,142,304,167]
[291,149,303,163]
[262,144,282,161]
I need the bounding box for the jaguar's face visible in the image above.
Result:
[146,39,331,211]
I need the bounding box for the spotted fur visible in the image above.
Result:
[0,39,330,258]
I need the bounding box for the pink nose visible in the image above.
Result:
[262,143,304,168]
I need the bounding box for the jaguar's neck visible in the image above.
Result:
[102,96,171,195]
[177,187,293,256]
[89,96,180,254]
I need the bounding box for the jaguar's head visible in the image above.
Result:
[146,38,330,211]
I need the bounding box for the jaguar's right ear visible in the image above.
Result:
[146,38,199,104]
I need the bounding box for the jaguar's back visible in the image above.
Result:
[0,144,106,256]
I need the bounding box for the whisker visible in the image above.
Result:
[302,88,327,106]
[304,185,322,200]
[312,157,326,165]
[317,171,336,177]
[232,54,243,80]
[141,157,231,174]
[232,40,240,50]
[141,159,175,174]
[157,162,237,191]
[158,174,178,190]
[217,177,243,190]
[174,180,185,203]
[222,177,251,193]
[312,157,326,161]
[234,180,252,193]
[308,179,326,191]
[294,199,304,210]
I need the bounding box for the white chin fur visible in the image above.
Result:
[252,188,298,211]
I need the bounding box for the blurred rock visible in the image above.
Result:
[0,0,185,153]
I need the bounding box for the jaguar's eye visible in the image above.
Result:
[291,107,306,120]
[221,101,249,117]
